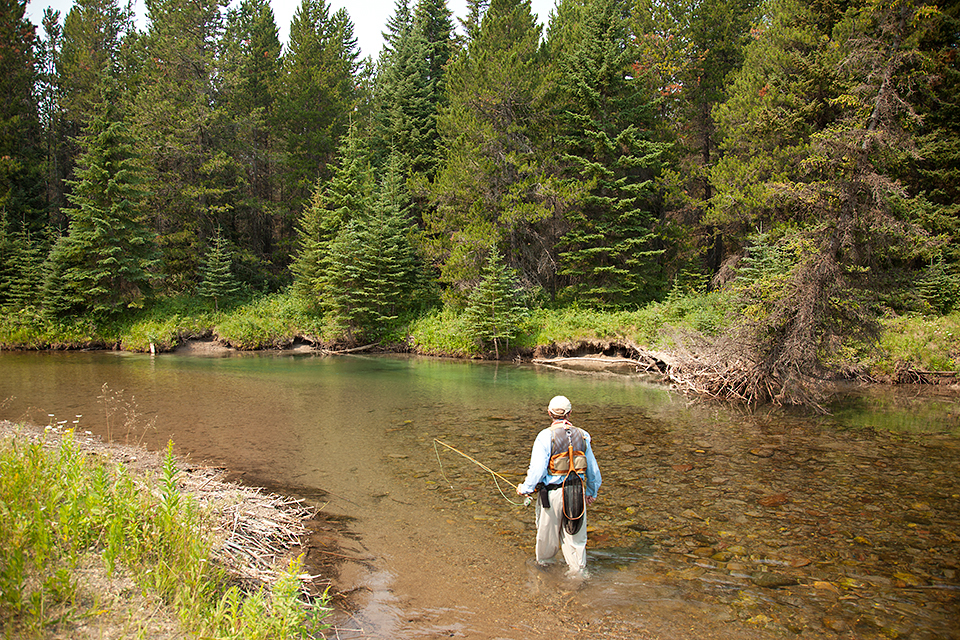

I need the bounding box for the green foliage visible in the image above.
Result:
[916,253,960,315]
[552,0,669,308]
[462,246,530,357]
[43,73,160,318]
[197,227,242,311]
[292,126,373,307]
[133,0,229,289]
[408,306,480,356]
[0,426,328,638]
[0,226,46,310]
[280,0,361,208]
[871,312,960,374]
[215,290,325,349]
[324,153,421,342]
[0,0,45,238]
[427,0,550,299]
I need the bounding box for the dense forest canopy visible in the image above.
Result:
[1,0,958,377]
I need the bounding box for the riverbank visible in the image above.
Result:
[0,420,333,639]
[2,293,958,404]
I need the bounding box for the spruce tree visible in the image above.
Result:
[0,0,45,238]
[551,0,669,308]
[0,223,46,310]
[221,0,283,267]
[706,0,947,403]
[324,152,420,341]
[279,0,361,212]
[291,126,374,308]
[133,0,226,289]
[197,227,241,311]
[43,73,159,317]
[463,246,529,358]
[428,0,548,302]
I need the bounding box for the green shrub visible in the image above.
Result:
[216,291,325,349]
[408,307,479,356]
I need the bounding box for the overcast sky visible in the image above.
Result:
[24,0,557,60]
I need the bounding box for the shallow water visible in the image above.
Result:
[1,350,958,639]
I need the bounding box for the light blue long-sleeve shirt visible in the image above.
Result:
[518,421,601,498]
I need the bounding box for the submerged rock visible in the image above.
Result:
[750,571,799,588]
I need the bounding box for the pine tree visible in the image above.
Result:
[632,0,760,274]
[0,0,45,238]
[58,0,128,131]
[427,0,548,302]
[463,246,529,358]
[551,0,669,308]
[317,151,421,342]
[220,0,283,271]
[291,126,374,307]
[0,223,46,310]
[197,227,241,311]
[37,9,68,224]
[43,73,159,317]
[132,0,227,290]
[706,0,946,403]
[279,0,361,212]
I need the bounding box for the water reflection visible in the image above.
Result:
[1,350,958,639]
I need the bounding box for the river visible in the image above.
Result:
[1,348,958,639]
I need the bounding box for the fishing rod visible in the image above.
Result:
[433,438,526,506]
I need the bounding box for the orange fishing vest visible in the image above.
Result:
[547,420,588,476]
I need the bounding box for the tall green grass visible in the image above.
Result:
[872,312,960,373]
[0,427,328,639]
[214,291,326,349]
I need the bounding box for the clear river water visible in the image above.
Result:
[1,348,958,640]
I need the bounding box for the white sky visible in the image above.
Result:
[24,0,557,60]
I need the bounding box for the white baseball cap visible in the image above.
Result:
[548,395,572,415]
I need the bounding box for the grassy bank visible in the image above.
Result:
[0,424,328,639]
[2,289,958,377]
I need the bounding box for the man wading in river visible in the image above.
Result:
[517,395,601,576]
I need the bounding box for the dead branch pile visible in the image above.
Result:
[658,334,831,412]
[178,467,321,589]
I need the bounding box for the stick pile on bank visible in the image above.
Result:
[180,467,319,588]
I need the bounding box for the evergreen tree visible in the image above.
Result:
[44,74,159,317]
[632,0,760,274]
[197,227,241,311]
[463,246,529,358]
[279,0,361,212]
[58,0,128,131]
[132,0,227,290]
[291,126,374,307]
[459,0,489,42]
[427,0,549,303]
[552,0,669,308]
[707,0,945,403]
[326,153,420,341]
[0,0,45,238]
[371,0,452,181]
[37,8,68,225]
[220,0,284,276]
[0,223,46,310]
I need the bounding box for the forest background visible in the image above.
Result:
[1,0,958,407]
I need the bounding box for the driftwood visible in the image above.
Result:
[178,467,323,589]
[531,351,667,374]
[322,342,378,355]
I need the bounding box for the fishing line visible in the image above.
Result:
[433,438,524,506]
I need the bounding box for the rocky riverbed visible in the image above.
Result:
[386,400,960,639]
